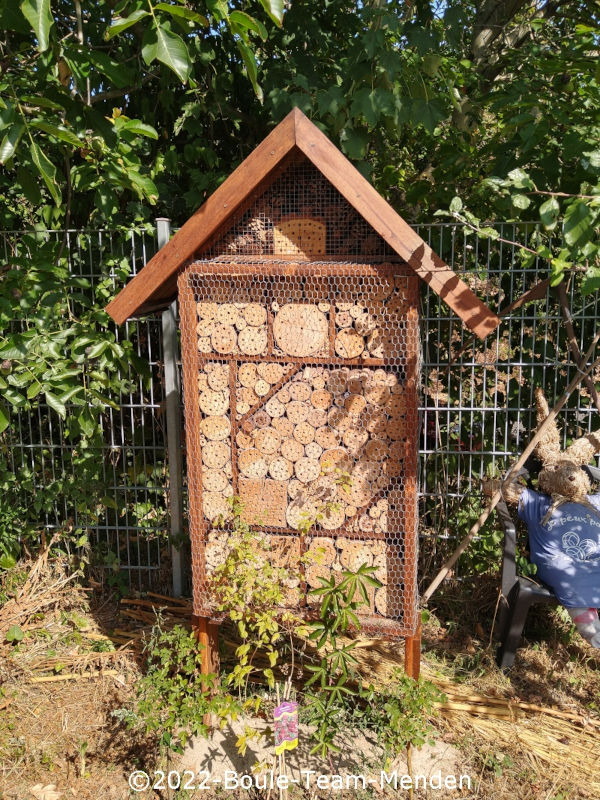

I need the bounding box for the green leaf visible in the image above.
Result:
[422,54,442,77]
[340,126,369,160]
[0,554,16,570]
[550,258,570,287]
[511,193,530,210]
[31,121,81,147]
[26,381,42,399]
[16,165,42,205]
[420,609,430,624]
[317,86,346,117]
[127,169,159,203]
[229,11,267,41]
[507,168,535,190]
[581,266,600,296]
[143,21,192,83]
[88,51,134,89]
[0,334,31,358]
[258,0,283,26]
[86,340,108,359]
[237,40,262,101]
[21,0,53,52]
[1,1,30,34]
[30,142,61,206]
[0,124,25,164]
[583,150,600,169]
[449,196,462,213]
[122,120,158,140]
[0,401,9,433]
[105,9,149,40]
[350,88,380,129]
[83,107,117,148]
[539,197,560,231]
[78,406,96,437]
[410,98,447,133]
[45,391,66,418]
[206,0,228,21]
[3,388,27,408]
[101,495,118,509]
[19,95,64,110]
[6,624,24,642]
[154,3,208,26]
[564,200,592,248]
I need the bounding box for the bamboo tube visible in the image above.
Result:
[146,592,192,606]
[434,701,521,717]
[422,329,600,605]
[30,670,119,684]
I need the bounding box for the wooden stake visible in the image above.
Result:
[193,614,219,727]
[422,329,600,605]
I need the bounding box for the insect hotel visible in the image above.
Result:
[107,109,499,678]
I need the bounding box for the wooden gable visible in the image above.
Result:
[106,108,500,339]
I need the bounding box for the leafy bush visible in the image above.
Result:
[0,233,154,558]
[120,619,239,755]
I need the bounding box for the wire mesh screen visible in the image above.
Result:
[416,222,600,581]
[179,260,420,637]
[0,229,170,590]
[203,155,397,260]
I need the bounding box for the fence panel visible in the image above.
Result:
[1,223,598,588]
[0,228,170,590]
[417,222,600,582]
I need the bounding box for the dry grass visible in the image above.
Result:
[419,576,600,799]
[2,552,600,799]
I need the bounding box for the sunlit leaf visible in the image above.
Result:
[237,40,263,101]
[0,124,25,164]
[20,0,53,51]
[539,197,559,230]
[0,402,9,433]
[258,0,284,26]
[154,3,208,26]
[31,122,81,147]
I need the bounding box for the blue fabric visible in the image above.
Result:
[517,488,600,608]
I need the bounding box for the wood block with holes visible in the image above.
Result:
[273,217,326,257]
[239,477,288,528]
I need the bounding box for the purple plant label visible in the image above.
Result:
[274,700,299,755]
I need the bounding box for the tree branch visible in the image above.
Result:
[89,70,160,104]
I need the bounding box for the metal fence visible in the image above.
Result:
[0,227,171,590]
[2,222,598,590]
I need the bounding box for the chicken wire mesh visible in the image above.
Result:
[179,261,420,638]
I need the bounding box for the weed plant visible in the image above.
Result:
[123,495,444,780]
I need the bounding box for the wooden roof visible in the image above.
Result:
[106,108,500,338]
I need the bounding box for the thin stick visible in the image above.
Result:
[422,329,600,605]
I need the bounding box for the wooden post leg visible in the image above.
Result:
[404,620,421,680]
[193,615,220,727]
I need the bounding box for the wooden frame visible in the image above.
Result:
[106,109,500,340]
[104,112,504,684]
[179,259,421,677]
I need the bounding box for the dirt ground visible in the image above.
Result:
[1,562,599,800]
